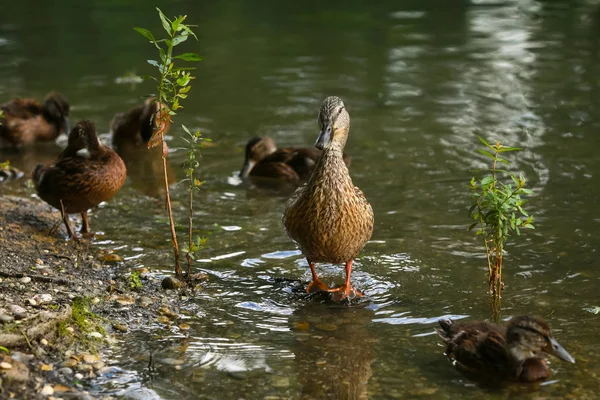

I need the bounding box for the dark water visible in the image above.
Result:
[2,0,600,398]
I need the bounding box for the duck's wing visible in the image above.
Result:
[1,98,42,119]
[250,160,300,183]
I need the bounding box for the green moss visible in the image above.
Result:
[128,271,143,290]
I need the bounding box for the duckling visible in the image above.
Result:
[239,136,351,184]
[282,96,374,301]
[32,120,127,239]
[110,97,171,149]
[437,315,576,382]
[0,92,70,149]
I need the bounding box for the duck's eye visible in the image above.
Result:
[338,107,344,115]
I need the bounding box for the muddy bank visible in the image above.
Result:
[0,195,199,399]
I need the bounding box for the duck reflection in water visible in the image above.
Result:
[290,301,376,400]
[110,98,175,199]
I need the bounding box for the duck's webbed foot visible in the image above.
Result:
[327,284,363,302]
[306,278,329,293]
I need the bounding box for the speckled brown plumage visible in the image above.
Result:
[0,92,70,149]
[110,97,171,149]
[240,136,351,185]
[437,315,575,382]
[32,120,127,239]
[282,96,373,300]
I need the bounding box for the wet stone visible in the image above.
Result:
[40,384,54,396]
[112,323,128,332]
[0,313,14,323]
[58,367,74,377]
[138,297,153,307]
[19,276,31,284]
[161,276,187,290]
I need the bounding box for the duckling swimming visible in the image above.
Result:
[0,92,70,149]
[33,120,127,239]
[437,315,575,382]
[110,97,171,149]
[282,96,374,301]
[240,136,351,185]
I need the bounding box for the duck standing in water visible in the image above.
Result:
[0,92,70,149]
[239,136,351,184]
[33,120,127,239]
[437,315,575,382]
[282,96,374,301]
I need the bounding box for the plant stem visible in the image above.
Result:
[161,138,182,278]
[187,172,194,280]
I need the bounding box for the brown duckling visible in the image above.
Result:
[239,136,351,184]
[110,97,171,149]
[32,120,127,239]
[282,96,374,301]
[0,92,70,149]
[437,315,575,382]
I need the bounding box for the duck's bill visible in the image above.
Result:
[239,160,254,178]
[62,117,70,135]
[315,124,332,150]
[550,337,576,363]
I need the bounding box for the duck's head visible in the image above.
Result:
[140,97,171,143]
[43,92,70,135]
[315,96,350,151]
[66,120,100,154]
[239,136,277,178]
[506,316,575,364]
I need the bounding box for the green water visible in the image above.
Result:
[2,0,600,398]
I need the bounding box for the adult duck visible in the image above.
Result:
[282,96,374,301]
[437,315,575,382]
[239,136,351,184]
[110,97,171,149]
[0,92,70,149]
[33,120,127,239]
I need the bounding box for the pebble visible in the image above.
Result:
[19,276,31,284]
[138,297,153,307]
[112,323,128,332]
[0,313,15,323]
[9,304,27,319]
[30,293,53,305]
[75,364,93,373]
[41,338,49,346]
[161,276,186,290]
[87,331,103,339]
[0,361,13,369]
[62,358,79,368]
[82,354,99,364]
[316,323,338,332]
[74,373,83,380]
[40,385,54,396]
[271,376,290,388]
[58,367,74,376]
[115,295,135,305]
[92,361,105,370]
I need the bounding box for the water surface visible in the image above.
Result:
[1,0,600,398]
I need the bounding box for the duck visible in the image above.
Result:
[0,92,70,149]
[437,315,576,382]
[282,96,374,301]
[110,97,171,149]
[32,120,127,239]
[239,136,351,184]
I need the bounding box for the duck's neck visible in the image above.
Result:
[308,135,351,189]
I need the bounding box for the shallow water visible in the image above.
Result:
[2,0,600,398]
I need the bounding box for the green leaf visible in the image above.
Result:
[477,136,490,147]
[480,176,494,186]
[180,24,198,40]
[496,157,510,165]
[477,149,495,160]
[157,8,172,35]
[147,59,160,67]
[468,222,478,231]
[173,52,203,61]
[497,146,523,153]
[134,27,155,42]
[172,35,189,46]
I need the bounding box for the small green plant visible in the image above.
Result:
[0,109,4,124]
[135,8,202,280]
[469,136,534,296]
[128,271,143,290]
[181,125,209,277]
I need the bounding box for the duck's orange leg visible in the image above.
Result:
[305,260,329,293]
[327,260,363,300]
[59,200,76,240]
[80,211,94,238]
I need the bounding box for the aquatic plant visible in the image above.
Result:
[468,137,534,296]
[181,125,209,277]
[134,8,202,279]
